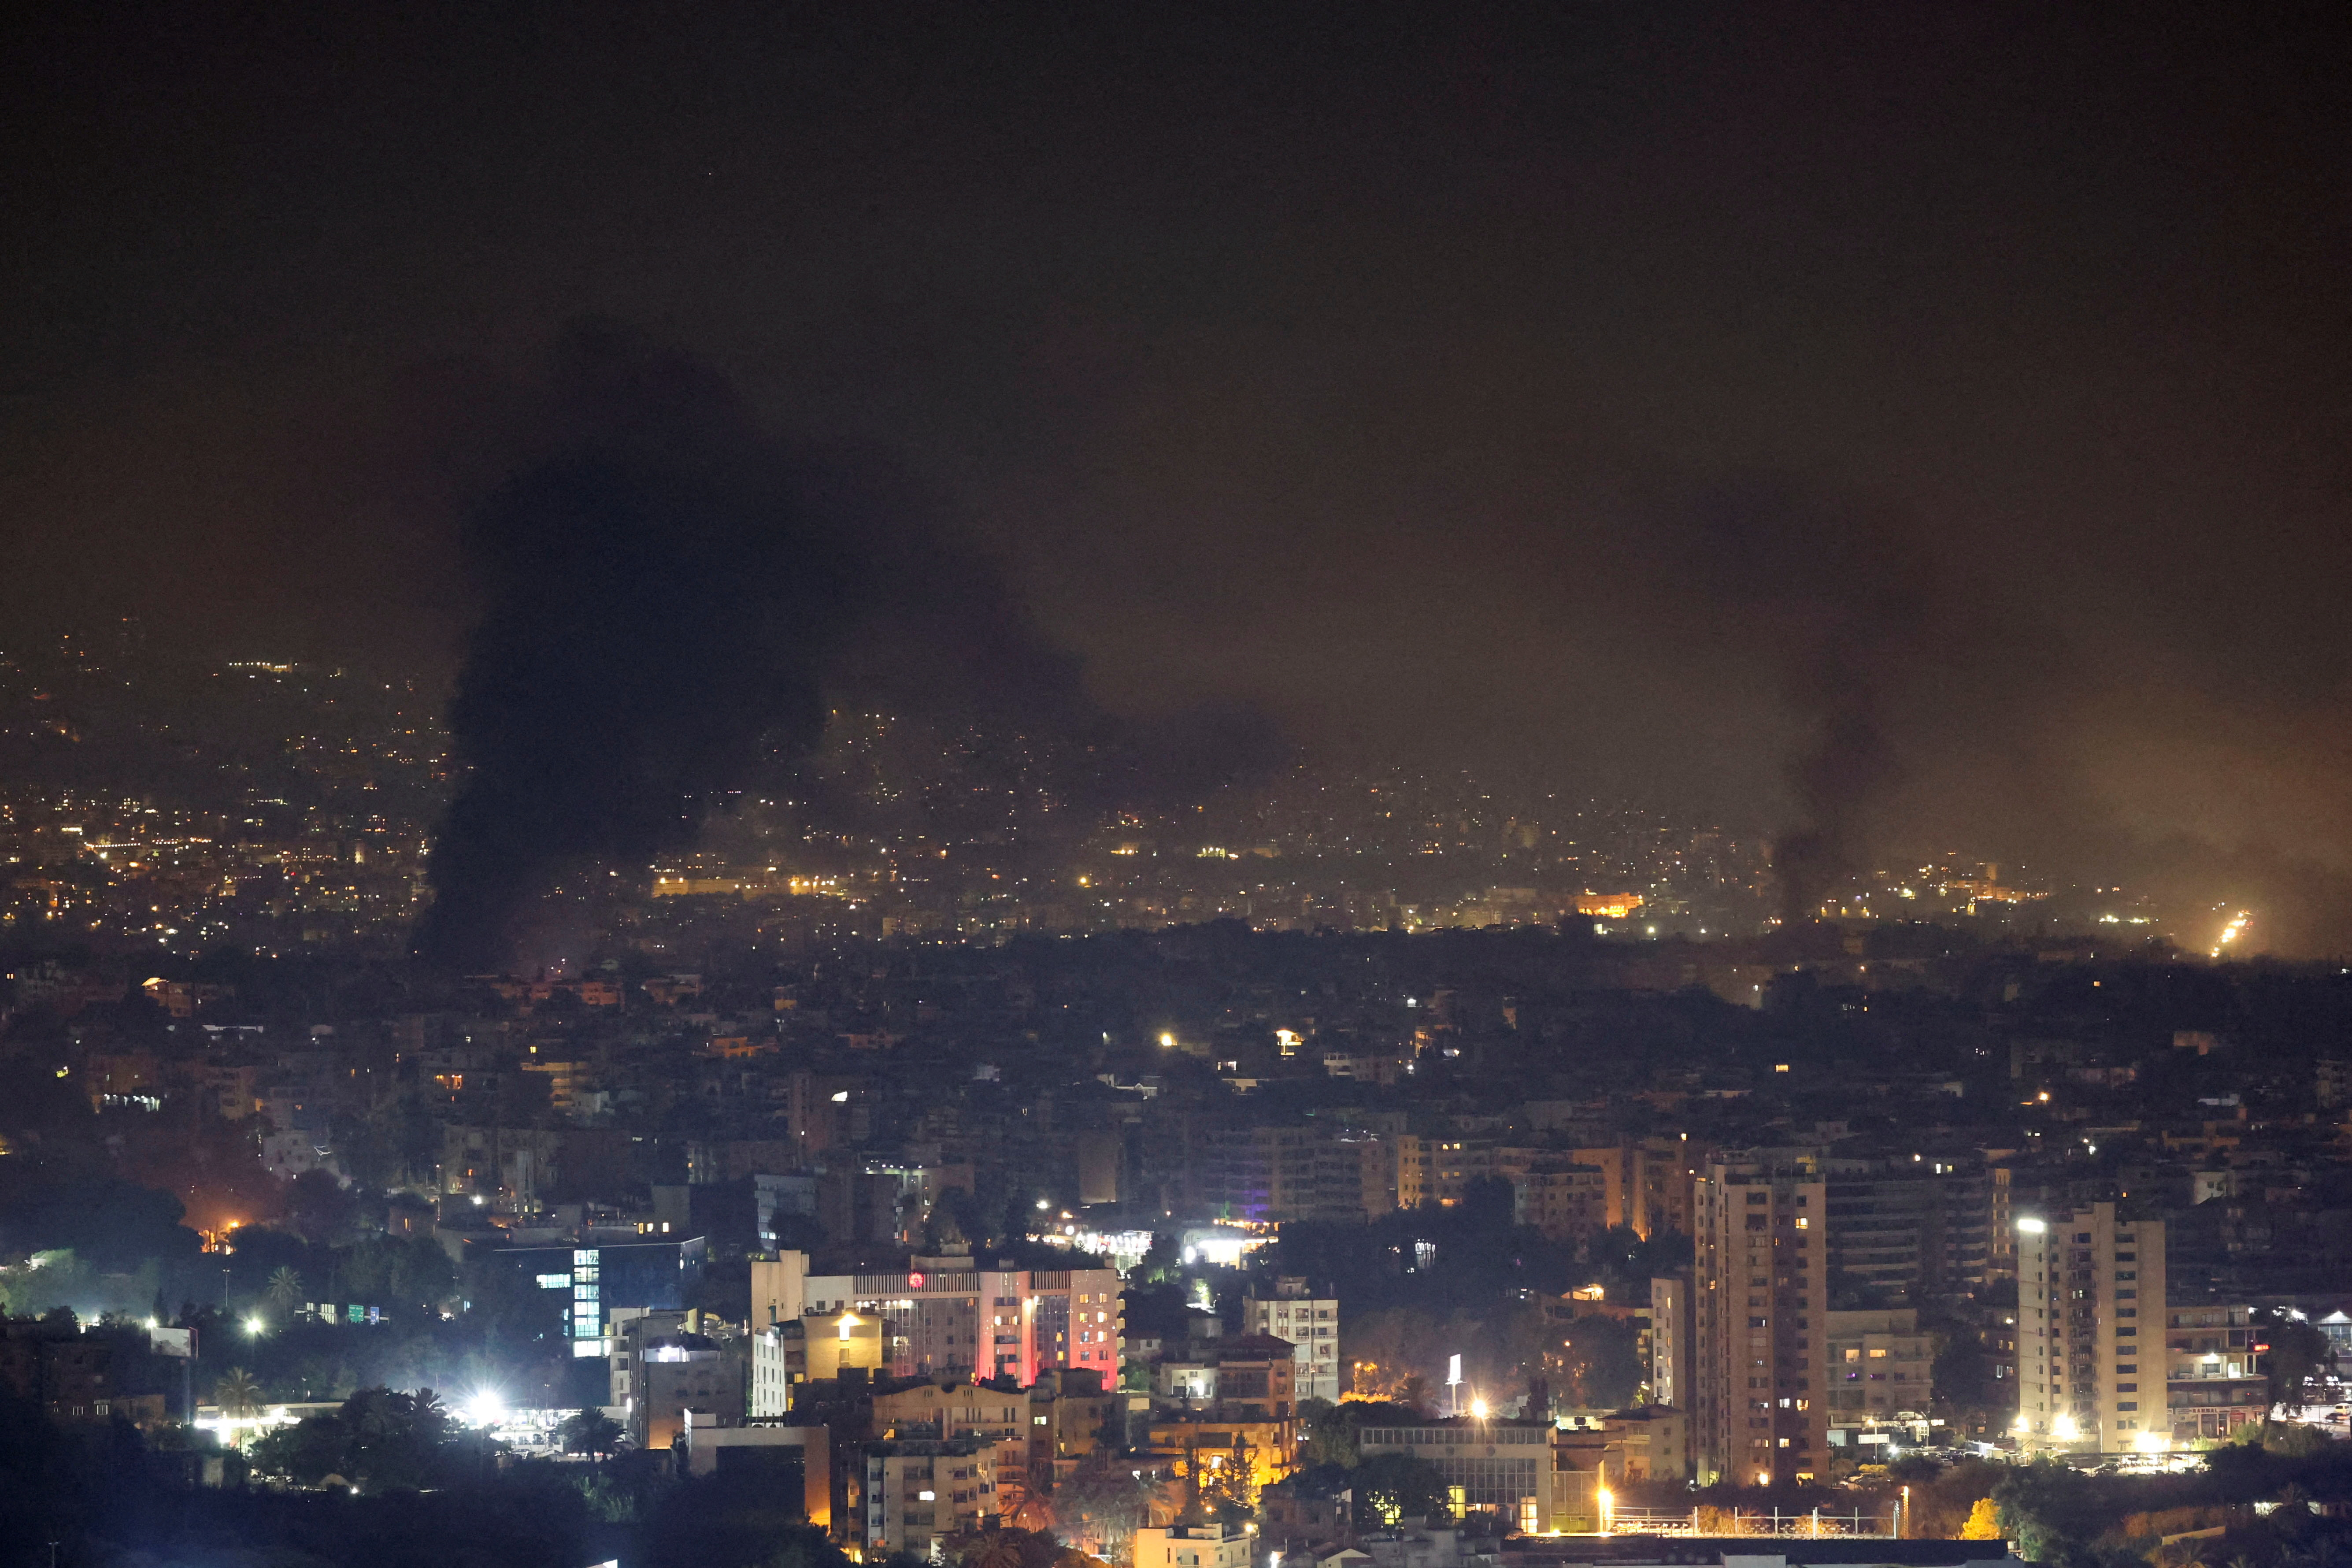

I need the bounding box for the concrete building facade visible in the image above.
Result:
[2016,1203,2166,1453]
[1242,1279,1341,1404]
[1357,1419,1557,1534]
[1691,1157,1830,1485]
[804,1257,1122,1383]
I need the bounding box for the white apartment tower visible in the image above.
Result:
[2015,1202,2165,1453]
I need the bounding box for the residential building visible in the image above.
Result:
[2165,1303,2267,1444]
[1132,1524,1253,1568]
[1243,1278,1342,1404]
[1396,1135,1434,1209]
[1148,1416,1297,1498]
[1028,1366,1118,1486]
[803,1256,1122,1383]
[750,1308,888,1417]
[859,1439,996,1560]
[621,1327,745,1450]
[1352,1524,1508,1568]
[1649,1275,1691,1411]
[1156,1334,1299,1421]
[1822,1155,1990,1301]
[1512,1162,1609,1246]
[1571,1138,1696,1239]
[0,1320,116,1421]
[1191,1125,1389,1223]
[1691,1157,1830,1485]
[1823,1308,1935,1453]
[873,1376,1032,1514]
[2015,1203,2166,1453]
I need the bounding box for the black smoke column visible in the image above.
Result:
[413,329,858,970]
[1617,474,1932,924]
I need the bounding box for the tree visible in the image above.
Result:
[284,1169,358,1244]
[954,1530,1045,1568]
[214,1367,265,1418]
[1188,1446,1256,1525]
[245,1385,465,1492]
[266,1265,304,1312]
[1556,1313,1641,1409]
[1059,1454,1161,1557]
[1963,1498,2004,1541]
[561,1407,624,1459]
[1993,1460,2101,1563]
[1299,1399,1422,1469]
[1353,1452,1452,1525]
[2262,1312,2331,1419]
[1346,1307,1441,1402]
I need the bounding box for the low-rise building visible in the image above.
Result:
[2165,1303,2267,1444]
[1147,1416,1297,1494]
[1549,1405,1689,1483]
[612,1315,745,1450]
[1243,1279,1342,1404]
[1028,1366,1119,1486]
[1353,1525,1506,1568]
[1824,1308,1935,1445]
[859,1438,996,1560]
[751,1309,889,1417]
[1356,1418,1558,1533]
[679,1416,832,1529]
[1133,1524,1253,1568]
[872,1376,1031,1514]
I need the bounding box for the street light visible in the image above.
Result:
[1597,1486,1614,1535]
[244,1317,265,1337]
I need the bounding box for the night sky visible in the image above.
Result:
[7,5,2352,946]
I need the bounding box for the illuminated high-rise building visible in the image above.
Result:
[1692,1157,1828,1484]
[2014,1202,2164,1453]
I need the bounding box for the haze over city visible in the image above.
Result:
[4,8,2352,1568]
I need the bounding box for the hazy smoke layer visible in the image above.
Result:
[1614,476,1938,923]
[415,324,1281,969]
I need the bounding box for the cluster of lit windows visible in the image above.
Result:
[570,1249,602,1338]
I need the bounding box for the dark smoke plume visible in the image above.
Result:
[414,323,1281,969]
[1619,476,1937,923]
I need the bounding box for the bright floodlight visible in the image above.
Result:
[463,1390,506,1428]
[1470,1397,1489,1419]
[244,1317,266,1336]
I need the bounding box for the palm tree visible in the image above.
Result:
[214,1367,265,1418]
[968,1532,1029,1568]
[559,1408,623,1460]
[266,1266,304,1313]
